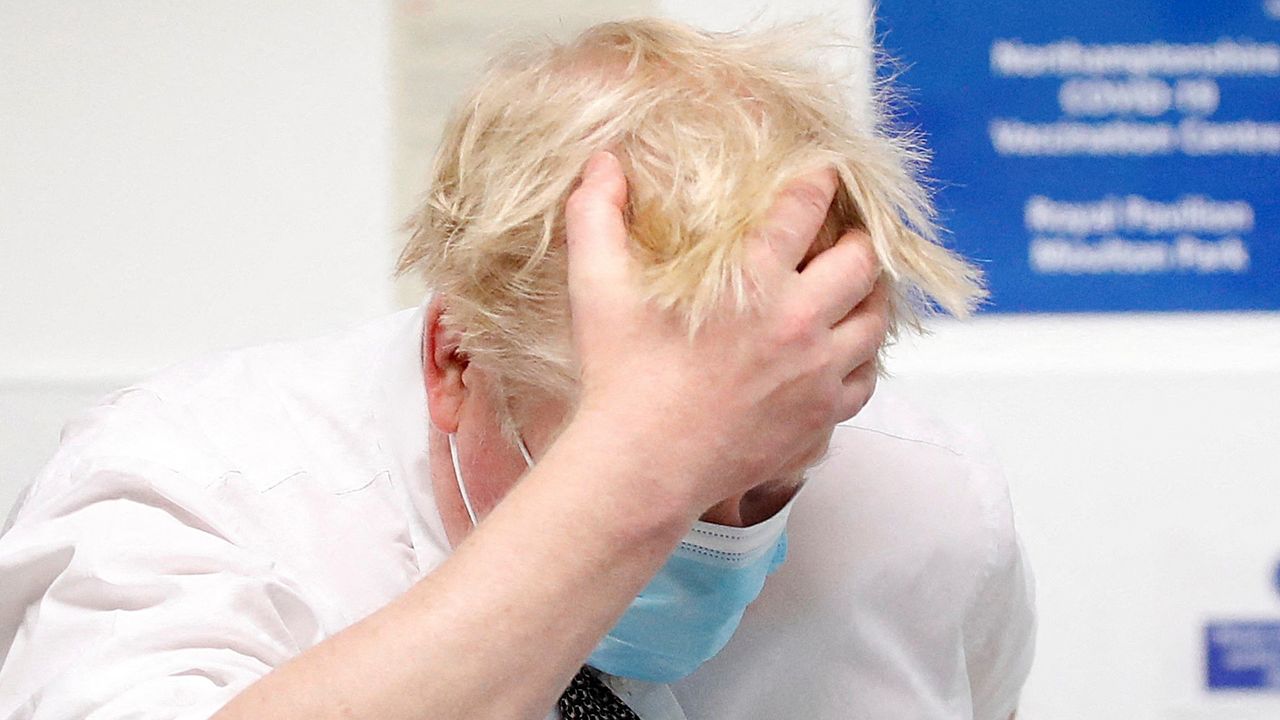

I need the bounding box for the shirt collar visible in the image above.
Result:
[372,300,452,575]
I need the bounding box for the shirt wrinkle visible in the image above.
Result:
[837,422,968,457]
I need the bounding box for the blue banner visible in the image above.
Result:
[877,0,1280,312]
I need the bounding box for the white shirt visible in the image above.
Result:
[0,307,1035,720]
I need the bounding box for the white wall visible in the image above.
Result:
[0,0,394,380]
[0,1,395,511]
[884,315,1280,720]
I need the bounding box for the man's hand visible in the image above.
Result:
[565,150,889,515]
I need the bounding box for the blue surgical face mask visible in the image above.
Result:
[447,431,792,683]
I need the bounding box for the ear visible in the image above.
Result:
[424,297,468,434]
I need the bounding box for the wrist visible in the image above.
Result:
[548,411,702,546]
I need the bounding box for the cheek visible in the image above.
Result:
[456,385,571,518]
[507,394,573,460]
[459,431,528,517]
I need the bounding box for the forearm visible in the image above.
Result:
[213,419,693,720]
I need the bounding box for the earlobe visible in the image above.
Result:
[424,299,468,433]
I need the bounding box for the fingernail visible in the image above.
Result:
[584,150,616,180]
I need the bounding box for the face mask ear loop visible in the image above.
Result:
[501,391,536,469]
[448,433,480,526]
[515,434,535,467]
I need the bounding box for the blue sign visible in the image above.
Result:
[877,1,1280,312]
[1205,620,1280,690]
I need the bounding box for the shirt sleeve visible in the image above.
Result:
[0,455,325,720]
[962,450,1037,720]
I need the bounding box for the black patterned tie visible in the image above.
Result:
[557,666,641,720]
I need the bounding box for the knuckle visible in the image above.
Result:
[782,182,831,220]
[851,295,889,342]
[871,301,892,340]
[863,370,880,400]
[835,396,859,424]
[849,240,879,279]
[774,304,820,346]
[820,343,840,372]
[845,367,878,414]
[765,224,804,256]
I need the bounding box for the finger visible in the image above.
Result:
[798,229,881,327]
[831,280,892,377]
[836,359,879,422]
[751,167,839,271]
[565,151,630,289]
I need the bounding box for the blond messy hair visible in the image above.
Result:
[399,17,985,402]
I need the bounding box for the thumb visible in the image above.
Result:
[565,151,630,288]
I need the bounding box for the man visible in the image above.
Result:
[0,19,1034,720]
